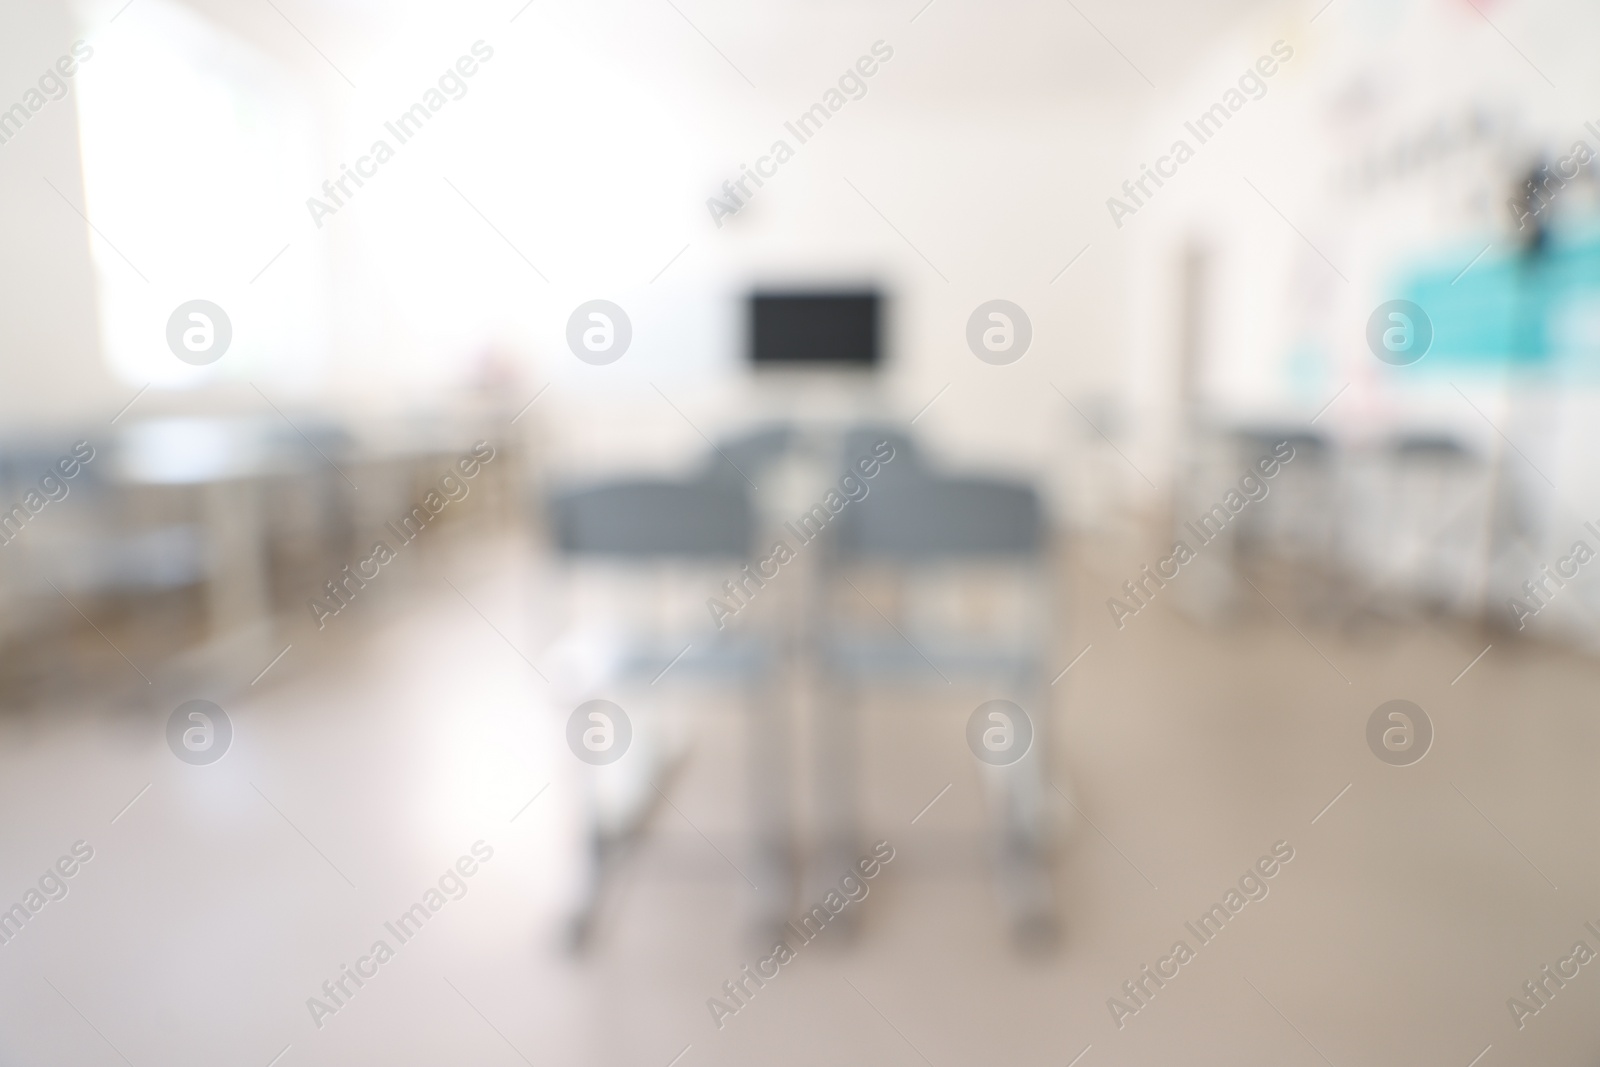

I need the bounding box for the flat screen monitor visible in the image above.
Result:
[749,291,881,368]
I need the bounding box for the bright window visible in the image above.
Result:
[74,0,329,389]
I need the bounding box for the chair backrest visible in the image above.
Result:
[839,426,922,473]
[833,470,1042,559]
[1235,429,1328,465]
[1391,434,1475,463]
[700,423,796,487]
[548,479,752,558]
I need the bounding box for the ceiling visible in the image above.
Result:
[159,0,1300,107]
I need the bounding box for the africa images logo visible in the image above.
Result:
[304,41,495,228]
[305,842,494,1029]
[566,301,632,365]
[1108,840,1295,1029]
[566,700,631,765]
[1105,40,1294,229]
[165,300,232,365]
[705,841,895,1030]
[966,300,1032,365]
[166,700,232,765]
[706,40,893,226]
[1366,300,1432,366]
[966,700,1033,766]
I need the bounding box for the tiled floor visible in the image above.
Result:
[1,535,1598,1066]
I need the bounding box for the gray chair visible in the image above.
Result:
[698,423,796,489]
[545,475,780,947]
[548,478,767,677]
[821,444,1058,948]
[1335,434,1490,622]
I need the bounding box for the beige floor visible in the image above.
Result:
[0,534,1598,1067]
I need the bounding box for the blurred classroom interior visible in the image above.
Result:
[4,0,1600,1063]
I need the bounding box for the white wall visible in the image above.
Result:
[0,3,120,430]
[0,0,1249,519]
[1122,0,1600,487]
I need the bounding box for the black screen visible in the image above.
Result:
[749,291,881,367]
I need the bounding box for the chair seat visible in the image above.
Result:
[833,472,1042,559]
[820,631,1040,678]
[614,636,773,681]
